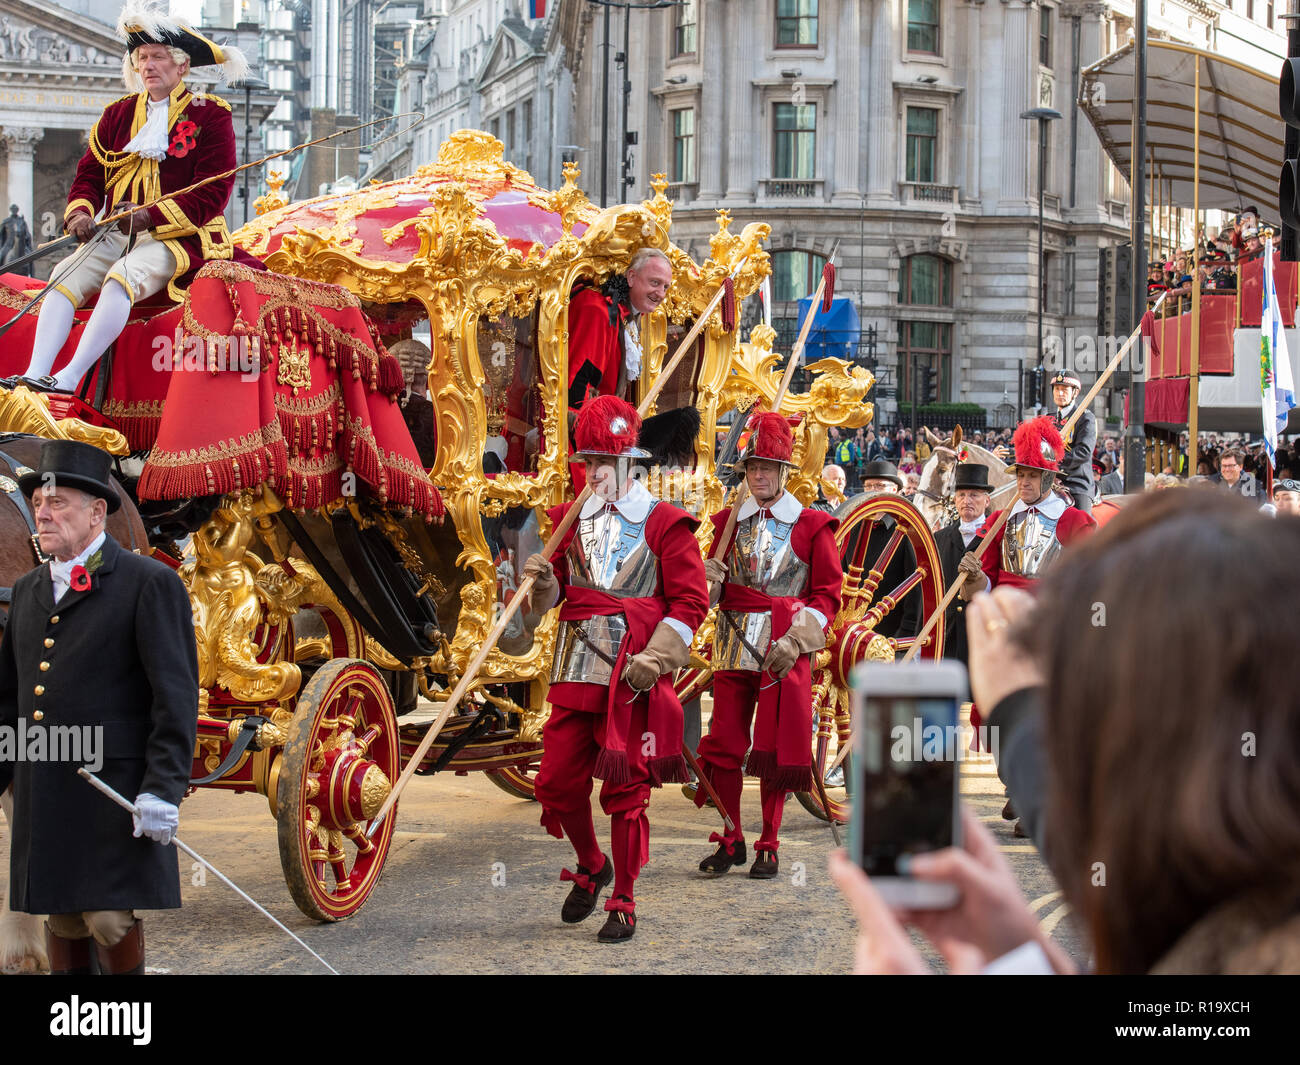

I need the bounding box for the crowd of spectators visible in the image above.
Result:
[1147,206,1270,315]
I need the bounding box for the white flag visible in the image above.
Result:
[1261,236,1297,467]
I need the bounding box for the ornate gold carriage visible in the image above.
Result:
[0,130,947,922]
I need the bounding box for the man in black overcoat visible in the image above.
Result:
[856,460,921,644]
[933,463,993,667]
[0,440,198,974]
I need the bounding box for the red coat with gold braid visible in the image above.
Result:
[64,81,236,301]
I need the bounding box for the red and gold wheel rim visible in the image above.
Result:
[275,659,398,921]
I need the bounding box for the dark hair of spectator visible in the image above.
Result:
[1219,447,1244,465]
[1020,491,1300,974]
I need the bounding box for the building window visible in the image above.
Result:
[490,116,501,141]
[772,249,827,302]
[674,0,697,56]
[672,108,696,183]
[773,102,817,179]
[505,108,516,153]
[898,322,953,404]
[898,254,953,306]
[905,107,939,184]
[1039,5,1053,66]
[775,0,818,48]
[907,0,940,55]
[1268,0,1275,27]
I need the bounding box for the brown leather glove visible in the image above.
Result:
[115,202,153,235]
[522,553,558,612]
[66,210,96,243]
[704,557,727,607]
[957,551,986,601]
[761,610,826,679]
[621,621,691,692]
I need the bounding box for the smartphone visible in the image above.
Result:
[849,660,968,909]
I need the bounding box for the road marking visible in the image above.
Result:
[1039,901,1072,934]
[1028,890,1062,913]
[997,844,1038,852]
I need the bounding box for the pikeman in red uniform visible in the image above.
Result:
[694,411,842,879]
[523,395,708,942]
[956,415,1097,598]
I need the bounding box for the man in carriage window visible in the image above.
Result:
[692,412,842,880]
[12,5,246,394]
[521,395,708,942]
[566,248,673,412]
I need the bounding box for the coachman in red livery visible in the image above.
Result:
[17,3,247,392]
[522,395,708,942]
[694,411,842,880]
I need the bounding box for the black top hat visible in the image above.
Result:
[18,440,121,513]
[860,460,903,489]
[953,463,991,492]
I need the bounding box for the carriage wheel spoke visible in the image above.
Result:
[860,568,927,630]
[843,519,878,581]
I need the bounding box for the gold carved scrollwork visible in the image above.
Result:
[181,487,300,705]
[0,385,130,456]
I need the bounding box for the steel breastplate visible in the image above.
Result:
[551,502,660,686]
[713,509,809,672]
[1001,507,1063,578]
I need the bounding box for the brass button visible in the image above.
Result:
[32,710,43,721]
[43,638,54,648]
[34,684,44,696]
[50,615,59,624]
[39,661,49,671]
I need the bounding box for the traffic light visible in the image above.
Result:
[1022,367,1041,409]
[1280,32,1300,260]
[922,367,939,404]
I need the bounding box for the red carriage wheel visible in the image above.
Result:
[798,492,947,823]
[275,658,399,921]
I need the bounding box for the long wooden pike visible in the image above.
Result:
[826,292,1165,774]
[369,251,756,835]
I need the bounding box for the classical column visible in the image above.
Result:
[1069,2,1110,221]
[724,2,756,200]
[864,0,894,206]
[698,0,725,201]
[831,0,862,201]
[997,2,1034,211]
[2,127,42,231]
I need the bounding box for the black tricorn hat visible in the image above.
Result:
[18,440,121,513]
[860,459,903,489]
[953,462,991,492]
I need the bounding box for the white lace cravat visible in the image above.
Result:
[622,321,643,382]
[124,97,171,161]
[959,518,983,545]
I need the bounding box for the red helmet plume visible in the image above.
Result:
[573,394,646,458]
[1010,416,1064,472]
[738,410,798,467]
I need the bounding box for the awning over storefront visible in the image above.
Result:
[1078,40,1281,210]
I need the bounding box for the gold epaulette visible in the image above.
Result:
[190,92,232,112]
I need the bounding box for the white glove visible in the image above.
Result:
[133,793,178,846]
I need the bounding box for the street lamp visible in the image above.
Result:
[1020,106,1061,418]
[584,0,682,207]
[236,76,271,226]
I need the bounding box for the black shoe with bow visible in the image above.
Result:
[749,848,779,879]
[698,833,747,876]
[597,896,637,942]
[559,854,613,924]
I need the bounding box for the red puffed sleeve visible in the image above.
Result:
[147,96,236,235]
[793,510,842,628]
[1056,506,1098,544]
[648,504,707,632]
[979,509,1006,588]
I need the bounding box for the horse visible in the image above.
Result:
[915,426,1018,531]
[0,433,149,973]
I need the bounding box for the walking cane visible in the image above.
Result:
[78,768,339,975]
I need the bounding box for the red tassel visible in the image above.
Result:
[821,261,836,312]
[721,276,736,332]
[378,350,405,395]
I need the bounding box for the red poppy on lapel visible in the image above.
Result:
[169,118,199,159]
[69,565,91,592]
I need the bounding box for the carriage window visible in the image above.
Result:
[655,319,706,454]
[477,310,541,475]
[482,501,545,656]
